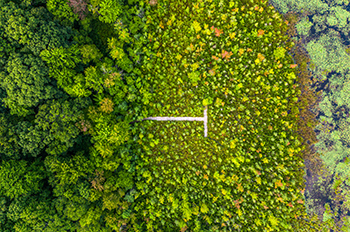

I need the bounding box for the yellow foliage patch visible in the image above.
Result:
[257,29,265,37]
[257,53,265,61]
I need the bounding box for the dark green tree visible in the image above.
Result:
[4,190,77,231]
[34,96,92,156]
[0,52,60,117]
[0,0,198,231]
[46,0,80,23]
[0,158,47,200]
[0,113,25,159]
[0,1,77,56]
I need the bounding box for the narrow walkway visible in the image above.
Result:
[142,106,208,137]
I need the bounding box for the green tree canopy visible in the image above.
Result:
[0,158,47,200]
[34,96,92,156]
[0,52,60,117]
[0,1,76,56]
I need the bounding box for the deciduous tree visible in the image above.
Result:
[1,1,76,56]
[0,158,47,200]
[46,0,79,23]
[34,96,92,155]
[0,52,59,117]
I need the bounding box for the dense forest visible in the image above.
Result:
[0,0,349,231]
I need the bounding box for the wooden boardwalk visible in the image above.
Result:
[142,106,208,137]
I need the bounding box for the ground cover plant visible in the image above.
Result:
[127,0,340,231]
